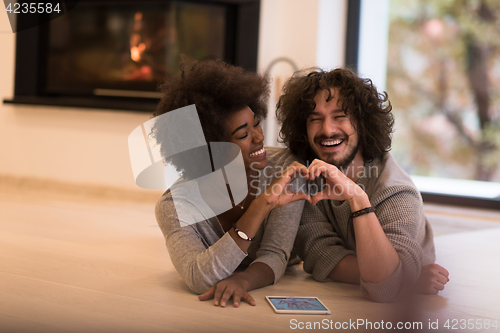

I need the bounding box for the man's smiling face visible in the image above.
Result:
[306,88,360,168]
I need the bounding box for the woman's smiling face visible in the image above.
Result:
[226,106,268,170]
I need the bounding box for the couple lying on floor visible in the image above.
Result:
[151,59,449,305]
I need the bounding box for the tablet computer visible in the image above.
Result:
[265,296,331,315]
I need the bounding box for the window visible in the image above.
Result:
[358,0,500,207]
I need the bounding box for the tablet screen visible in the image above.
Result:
[268,297,328,311]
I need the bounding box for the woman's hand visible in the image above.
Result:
[260,161,312,209]
[307,159,365,205]
[198,274,256,308]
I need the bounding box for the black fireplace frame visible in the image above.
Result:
[4,0,261,112]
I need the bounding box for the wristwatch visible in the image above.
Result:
[233,223,254,241]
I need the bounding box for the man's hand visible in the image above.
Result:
[307,159,364,205]
[198,274,256,308]
[416,263,450,295]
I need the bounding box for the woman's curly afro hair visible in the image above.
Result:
[153,59,269,141]
[150,59,269,178]
[276,67,394,163]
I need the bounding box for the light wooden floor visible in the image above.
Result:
[1,183,500,332]
[424,203,500,236]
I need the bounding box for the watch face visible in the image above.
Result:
[237,230,249,240]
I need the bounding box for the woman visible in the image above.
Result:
[152,59,310,308]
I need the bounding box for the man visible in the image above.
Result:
[276,68,449,302]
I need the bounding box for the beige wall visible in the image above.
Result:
[0,0,345,190]
[258,0,319,147]
[0,23,151,189]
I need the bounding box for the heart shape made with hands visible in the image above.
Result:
[299,160,364,205]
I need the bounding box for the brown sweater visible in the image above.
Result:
[294,153,435,302]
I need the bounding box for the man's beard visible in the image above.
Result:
[317,140,360,169]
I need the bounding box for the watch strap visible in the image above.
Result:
[233,223,254,241]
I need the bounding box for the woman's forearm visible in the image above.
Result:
[228,195,273,253]
[229,162,310,254]
[234,262,275,291]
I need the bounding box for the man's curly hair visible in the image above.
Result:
[276,67,394,163]
[150,59,269,178]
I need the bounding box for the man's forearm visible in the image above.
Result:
[348,193,400,284]
[328,255,360,284]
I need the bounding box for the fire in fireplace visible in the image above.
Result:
[5,0,260,112]
[46,2,226,96]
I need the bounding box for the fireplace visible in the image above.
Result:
[5,0,260,112]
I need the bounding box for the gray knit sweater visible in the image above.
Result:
[155,147,305,294]
[294,153,435,303]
